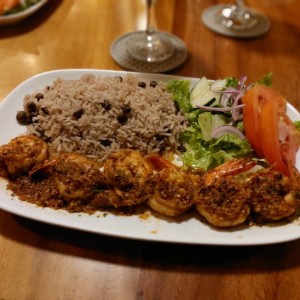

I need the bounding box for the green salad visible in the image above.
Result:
[166,74,273,171]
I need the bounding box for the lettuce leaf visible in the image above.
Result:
[166,80,192,113]
[197,112,229,141]
[257,72,273,86]
[294,120,300,131]
[181,133,253,170]
[226,77,239,88]
[180,115,253,171]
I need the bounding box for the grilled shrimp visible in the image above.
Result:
[0,135,48,177]
[194,158,256,228]
[145,155,196,217]
[30,153,103,201]
[247,166,300,222]
[91,149,153,208]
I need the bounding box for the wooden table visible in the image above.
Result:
[1,1,300,299]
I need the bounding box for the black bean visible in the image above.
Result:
[42,135,51,143]
[115,76,123,82]
[100,139,112,147]
[121,104,131,114]
[150,80,158,88]
[138,81,146,88]
[25,116,33,125]
[102,100,111,110]
[36,128,45,135]
[41,107,49,115]
[16,111,28,125]
[35,93,44,101]
[73,108,84,119]
[26,102,37,113]
[155,134,165,141]
[117,113,128,124]
[177,144,187,153]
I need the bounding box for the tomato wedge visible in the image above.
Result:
[242,86,264,157]
[278,113,300,166]
[242,84,300,177]
[259,102,290,176]
[242,85,286,158]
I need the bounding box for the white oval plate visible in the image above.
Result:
[0,69,300,246]
[0,0,48,26]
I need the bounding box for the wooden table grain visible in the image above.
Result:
[1,1,300,299]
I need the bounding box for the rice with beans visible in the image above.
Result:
[20,74,187,161]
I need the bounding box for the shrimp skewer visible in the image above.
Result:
[1,135,299,227]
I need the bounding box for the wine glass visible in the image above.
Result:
[111,0,187,72]
[127,0,178,62]
[215,0,258,30]
[201,0,270,38]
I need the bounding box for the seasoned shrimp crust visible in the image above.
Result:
[0,135,48,176]
[194,176,251,228]
[247,168,300,222]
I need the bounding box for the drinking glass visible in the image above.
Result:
[112,0,187,66]
[215,0,259,30]
[127,0,180,62]
[201,0,270,38]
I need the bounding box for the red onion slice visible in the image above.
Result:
[212,125,246,140]
[237,75,247,91]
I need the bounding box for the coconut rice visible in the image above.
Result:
[21,74,187,161]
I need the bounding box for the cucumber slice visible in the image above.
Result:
[190,77,221,108]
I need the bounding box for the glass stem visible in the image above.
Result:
[145,0,154,35]
[235,0,245,8]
